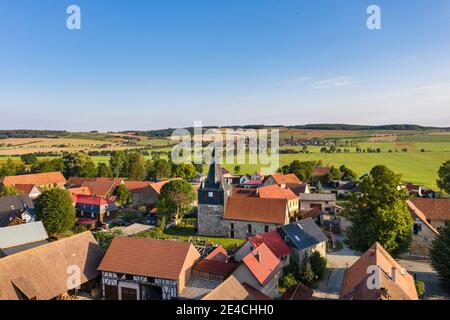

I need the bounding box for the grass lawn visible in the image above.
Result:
[139,225,245,249]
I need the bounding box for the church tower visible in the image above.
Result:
[197,150,231,237]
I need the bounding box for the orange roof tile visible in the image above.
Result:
[340,242,418,300]
[123,180,153,192]
[407,200,439,235]
[313,167,331,177]
[409,198,450,221]
[68,187,91,196]
[257,185,298,200]
[1,172,66,187]
[14,184,39,195]
[281,283,313,300]
[269,173,301,185]
[98,237,200,280]
[224,197,288,225]
[149,179,180,194]
[242,243,280,286]
[249,230,291,259]
[81,181,115,197]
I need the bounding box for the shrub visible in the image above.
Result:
[415,280,425,298]
[280,273,298,289]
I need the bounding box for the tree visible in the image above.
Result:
[93,229,124,251]
[345,165,413,256]
[109,151,125,178]
[0,185,20,197]
[172,162,196,181]
[35,189,75,235]
[430,224,450,285]
[415,280,425,298]
[437,160,450,194]
[148,159,171,181]
[97,163,113,178]
[31,158,64,173]
[280,160,318,181]
[114,184,133,206]
[156,180,195,224]
[20,153,38,165]
[309,251,327,280]
[79,160,97,177]
[62,152,93,177]
[122,151,147,180]
[299,258,315,286]
[280,273,298,289]
[234,165,241,175]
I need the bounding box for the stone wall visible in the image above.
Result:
[226,220,280,239]
[197,204,227,237]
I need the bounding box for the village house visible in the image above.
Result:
[202,275,271,300]
[407,200,440,258]
[0,232,104,300]
[232,243,282,299]
[192,245,238,282]
[66,177,124,188]
[279,218,328,266]
[14,184,42,199]
[0,221,49,257]
[234,230,291,269]
[72,194,118,227]
[312,166,331,181]
[124,179,178,207]
[287,183,311,196]
[340,242,418,300]
[299,193,337,213]
[1,171,66,190]
[0,195,34,228]
[264,173,301,189]
[224,197,291,239]
[409,198,450,231]
[98,237,201,300]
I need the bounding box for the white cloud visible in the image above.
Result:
[311,76,354,89]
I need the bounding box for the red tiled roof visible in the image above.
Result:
[68,187,91,196]
[98,237,200,280]
[123,180,153,192]
[257,185,298,201]
[248,230,291,259]
[241,283,272,300]
[73,194,113,206]
[149,179,179,194]
[81,181,115,197]
[242,243,280,286]
[194,259,238,277]
[281,283,313,300]
[205,246,228,262]
[14,184,38,194]
[409,198,450,221]
[340,242,418,300]
[313,167,331,177]
[225,197,288,225]
[1,172,66,187]
[407,200,439,235]
[67,177,123,188]
[269,173,301,185]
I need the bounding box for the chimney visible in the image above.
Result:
[391,267,397,284]
[255,251,261,262]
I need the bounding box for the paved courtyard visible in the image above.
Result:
[313,239,361,300]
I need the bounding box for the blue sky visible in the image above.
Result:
[1,0,449,131]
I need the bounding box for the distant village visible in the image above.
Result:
[0,150,449,301]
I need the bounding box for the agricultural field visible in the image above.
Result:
[1,130,449,190]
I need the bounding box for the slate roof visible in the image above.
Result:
[0,195,34,228]
[0,221,48,249]
[299,193,336,202]
[280,218,329,251]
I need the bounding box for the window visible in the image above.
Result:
[147,277,155,283]
[247,224,252,234]
[413,223,422,235]
[265,225,269,233]
[208,192,214,198]
[230,223,234,230]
